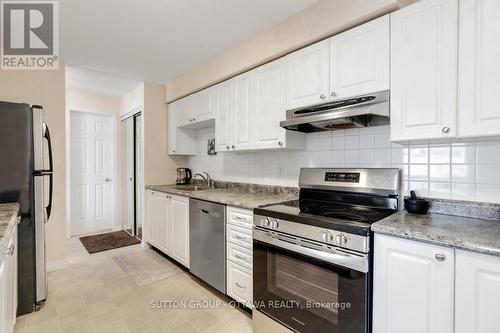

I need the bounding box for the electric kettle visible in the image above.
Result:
[176,167,192,185]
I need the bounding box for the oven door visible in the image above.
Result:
[253,229,370,333]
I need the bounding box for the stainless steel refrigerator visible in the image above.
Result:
[0,101,53,315]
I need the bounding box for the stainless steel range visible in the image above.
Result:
[252,168,401,333]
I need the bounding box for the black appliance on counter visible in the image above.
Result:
[176,167,192,185]
[253,168,401,333]
[0,101,53,315]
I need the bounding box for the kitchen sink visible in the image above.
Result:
[175,185,209,191]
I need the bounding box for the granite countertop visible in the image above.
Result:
[146,185,298,210]
[0,203,20,264]
[372,211,500,257]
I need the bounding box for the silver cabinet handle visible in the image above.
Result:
[320,94,326,99]
[105,178,112,182]
[235,282,247,289]
[278,141,283,147]
[192,118,196,121]
[441,126,450,134]
[331,91,337,97]
[234,254,248,261]
[234,215,247,222]
[4,245,14,255]
[232,145,235,149]
[226,145,230,150]
[234,235,247,241]
[435,254,446,262]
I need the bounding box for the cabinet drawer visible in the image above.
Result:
[227,206,253,229]
[226,224,252,249]
[227,261,253,307]
[150,190,170,199]
[227,242,252,270]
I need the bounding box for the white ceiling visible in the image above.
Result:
[65,66,140,97]
[60,0,317,85]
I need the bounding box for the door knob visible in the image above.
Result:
[105,178,112,182]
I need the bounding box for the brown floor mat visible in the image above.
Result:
[79,230,141,254]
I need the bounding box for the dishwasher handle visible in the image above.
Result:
[198,207,221,219]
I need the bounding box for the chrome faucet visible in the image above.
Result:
[193,172,211,187]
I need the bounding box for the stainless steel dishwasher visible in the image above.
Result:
[189,199,226,293]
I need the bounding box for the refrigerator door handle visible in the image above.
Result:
[46,172,53,222]
[42,122,53,172]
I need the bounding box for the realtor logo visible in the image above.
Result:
[1,1,59,69]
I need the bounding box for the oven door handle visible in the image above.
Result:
[253,228,369,273]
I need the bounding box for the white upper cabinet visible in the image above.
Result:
[167,101,196,155]
[175,95,193,128]
[390,0,459,142]
[455,250,500,333]
[232,72,253,150]
[192,86,215,124]
[253,58,287,149]
[458,0,500,138]
[373,234,454,333]
[330,15,389,99]
[215,80,233,152]
[285,39,330,110]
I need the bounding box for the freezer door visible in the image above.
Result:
[32,106,53,173]
[34,175,48,302]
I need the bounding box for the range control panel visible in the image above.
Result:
[324,172,360,183]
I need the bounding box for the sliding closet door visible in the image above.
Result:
[135,114,144,239]
[123,117,135,235]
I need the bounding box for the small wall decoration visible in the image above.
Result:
[207,138,216,155]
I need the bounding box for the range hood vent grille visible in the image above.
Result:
[281,91,390,133]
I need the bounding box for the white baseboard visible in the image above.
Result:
[47,259,67,272]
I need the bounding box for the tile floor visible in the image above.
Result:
[14,237,252,333]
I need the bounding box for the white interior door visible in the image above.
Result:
[135,114,144,239]
[70,112,115,235]
[124,117,134,234]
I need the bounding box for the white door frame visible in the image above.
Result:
[67,109,117,237]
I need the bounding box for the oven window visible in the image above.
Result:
[254,240,368,333]
[269,252,340,324]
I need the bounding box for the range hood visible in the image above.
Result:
[280,90,390,133]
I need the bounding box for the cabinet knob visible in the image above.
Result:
[226,145,230,150]
[192,118,196,121]
[278,141,283,147]
[435,254,446,262]
[331,91,337,97]
[441,126,450,134]
[320,94,326,100]
[232,145,235,149]
[172,150,176,153]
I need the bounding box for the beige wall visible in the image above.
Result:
[0,66,66,265]
[65,89,124,235]
[143,82,186,185]
[166,0,413,102]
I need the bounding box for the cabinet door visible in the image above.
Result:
[373,234,454,333]
[456,250,500,333]
[253,58,287,149]
[226,261,253,307]
[232,72,253,150]
[330,15,389,99]
[146,191,157,246]
[458,0,500,138]
[215,80,233,152]
[155,193,172,255]
[176,95,193,128]
[167,103,178,155]
[170,195,190,268]
[286,39,330,109]
[193,86,215,123]
[390,0,458,141]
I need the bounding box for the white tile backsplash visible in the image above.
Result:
[187,125,500,204]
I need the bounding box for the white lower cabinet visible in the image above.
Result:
[0,222,18,333]
[373,234,454,333]
[146,190,189,269]
[455,250,500,333]
[170,195,190,268]
[227,261,253,306]
[225,206,253,307]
